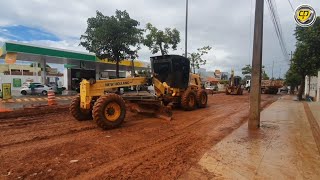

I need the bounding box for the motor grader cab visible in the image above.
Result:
[70,55,208,130]
[225,70,243,95]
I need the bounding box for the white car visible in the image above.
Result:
[20,84,53,96]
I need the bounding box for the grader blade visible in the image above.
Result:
[127,101,172,121]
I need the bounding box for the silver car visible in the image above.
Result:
[20,83,53,96]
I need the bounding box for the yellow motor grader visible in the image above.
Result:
[225,70,243,95]
[70,55,208,130]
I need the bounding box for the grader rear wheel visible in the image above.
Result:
[93,93,126,129]
[181,89,197,111]
[196,89,208,108]
[70,95,92,121]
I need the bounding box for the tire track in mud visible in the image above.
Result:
[0,118,92,135]
[73,96,275,179]
[0,94,279,179]
[0,113,71,128]
[0,125,97,149]
[72,100,251,179]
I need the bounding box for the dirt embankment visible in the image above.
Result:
[0,93,278,179]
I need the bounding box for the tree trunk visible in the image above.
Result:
[192,59,195,74]
[290,85,295,94]
[116,58,120,78]
[297,75,305,100]
[308,76,311,96]
[159,43,164,56]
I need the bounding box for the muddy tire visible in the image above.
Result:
[181,89,197,111]
[70,95,92,121]
[196,89,208,108]
[92,93,126,129]
[226,88,230,95]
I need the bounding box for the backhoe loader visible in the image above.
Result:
[70,55,208,129]
[225,70,243,95]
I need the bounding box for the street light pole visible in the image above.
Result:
[272,60,274,79]
[249,0,264,129]
[185,0,188,58]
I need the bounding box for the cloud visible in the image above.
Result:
[0,25,60,41]
[0,0,319,78]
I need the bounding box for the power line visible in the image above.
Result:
[265,0,289,61]
[269,0,288,59]
[287,0,294,12]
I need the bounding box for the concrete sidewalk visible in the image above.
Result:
[181,96,320,179]
[308,102,320,127]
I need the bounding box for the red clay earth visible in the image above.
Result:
[0,93,278,179]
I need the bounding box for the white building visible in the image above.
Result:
[305,71,320,101]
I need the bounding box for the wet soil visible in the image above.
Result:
[0,93,278,179]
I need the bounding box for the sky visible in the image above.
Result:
[0,0,319,78]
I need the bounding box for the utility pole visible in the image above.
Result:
[289,51,293,65]
[271,60,274,79]
[279,67,281,79]
[249,0,264,130]
[185,0,188,58]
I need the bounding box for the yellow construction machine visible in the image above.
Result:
[70,55,208,129]
[225,70,243,95]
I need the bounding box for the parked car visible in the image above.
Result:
[20,83,53,95]
[279,86,289,93]
[21,82,42,88]
[205,85,218,91]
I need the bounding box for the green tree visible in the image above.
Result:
[241,64,266,78]
[80,10,143,77]
[241,64,252,76]
[285,66,301,94]
[262,70,269,80]
[291,17,320,100]
[187,46,212,73]
[143,23,180,56]
[291,43,319,100]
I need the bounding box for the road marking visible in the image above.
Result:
[303,102,320,155]
[30,98,37,101]
[16,99,22,102]
[23,99,29,102]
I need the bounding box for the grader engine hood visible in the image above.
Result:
[150,55,190,89]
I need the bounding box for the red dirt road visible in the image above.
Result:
[0,93,278,179]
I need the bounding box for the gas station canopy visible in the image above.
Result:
[0,41,148,70]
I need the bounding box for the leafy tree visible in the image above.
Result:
[80,10,143,77]
[291,43,319,100]
[262,70,269,80]
[241,64,266,78]
[137,69,151,77]
[187,46,212,73]
[241,64,252,76]
[290,17,320,100]
[143,23,180,56]
[285,66,301,94]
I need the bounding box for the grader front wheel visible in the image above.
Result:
[70,95,92,121]
[93,94,126,129]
